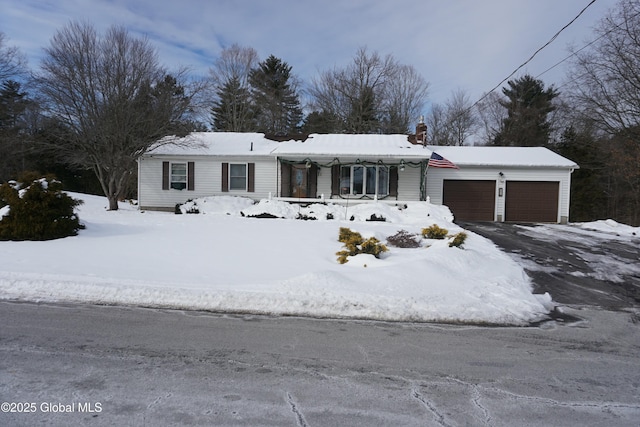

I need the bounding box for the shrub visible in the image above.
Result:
[336,227,388,264]
[175,200,200,214]
[387,230,421,248]
[421,224,448,239]
[449,232,468,248]
[295,213,317,221]
[366,214,386,222]
[0,175,84,241]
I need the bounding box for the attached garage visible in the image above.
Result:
[425,146,578,224]
[505,181,559,223]
[443,180,496,221]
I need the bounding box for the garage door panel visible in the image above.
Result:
[505,181,559,223]
[443,180,496,221]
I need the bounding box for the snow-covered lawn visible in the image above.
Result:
[0,193,561,325]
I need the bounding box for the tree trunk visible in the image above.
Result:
[107,194,119,211]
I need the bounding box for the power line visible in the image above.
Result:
[471,0,598,110]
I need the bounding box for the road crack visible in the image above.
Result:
[286,392,308,427]
[412,388,453,427]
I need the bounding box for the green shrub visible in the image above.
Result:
[421,224,448,239]
[449,232,468,248]
[0,175,84,241]
[336,227,388,264]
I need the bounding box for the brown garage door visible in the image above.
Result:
[505,181,559,223]
[443,180,496,221]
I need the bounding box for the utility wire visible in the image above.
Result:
[471,0,598,110]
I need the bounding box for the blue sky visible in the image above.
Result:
[0,0,619,110]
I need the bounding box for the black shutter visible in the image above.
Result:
[187,162,195,191]
[389,166,398,198]
[247,163,255,192]
[308,164,318,198]
[162,161,169,190]
[280,162,292,197]
[222,163,229,192]
[331,165,340,197]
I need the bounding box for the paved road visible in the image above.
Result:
[459,222,640,310]
[2,301,640,426]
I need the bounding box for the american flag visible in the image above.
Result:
[428,152,458,169]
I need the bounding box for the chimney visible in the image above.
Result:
[416,116,427,146]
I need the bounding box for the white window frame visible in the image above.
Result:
[229,163,247,191]
[340,165,389,197]
[170,162,187,190]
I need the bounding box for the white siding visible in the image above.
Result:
[138,155,277,210]
[316,168,333,199]
[426,166,573,223]
[397,167,422,201]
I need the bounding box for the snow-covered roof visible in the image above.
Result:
[428,146,579,168]
[148,132,280,156]
[274,134,430,158]
[147,132,431,159]
[147,133,577,168]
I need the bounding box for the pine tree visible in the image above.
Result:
[494,75,558,146]
[0,80,30,180]
[249,55,302,134]
[554,126,607,221]
[211,76,256,131]
[301,110,341,133]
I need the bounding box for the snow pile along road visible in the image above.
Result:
[0,193,554,325]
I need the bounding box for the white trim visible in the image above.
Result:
[228,162,248,192]
[170,161,188,191]
[340,164,389,198]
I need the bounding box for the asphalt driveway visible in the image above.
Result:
[459,221,640,310]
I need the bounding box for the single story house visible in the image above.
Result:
[137,131,578,223]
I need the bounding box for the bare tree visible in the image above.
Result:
[309,47,428,133]
[382,65,430,133]
[445,89,478,145]
[0,33,27,82]
[209,44,258,88]
[209,44,259,131]
[565,0,640,136]
[427,89,477,146]
[564,0,640,224]
[35,21,202,210]
[426,103,448,145]
[475,91,507,145]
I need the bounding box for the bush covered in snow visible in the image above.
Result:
[336,227,388,264]
[0,175,84,241]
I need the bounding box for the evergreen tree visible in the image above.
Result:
[346,85,379,133]
[211,76,256,131]
[0,80,30,180]
[249,55,302,134]
[553,126,607,221]
[0,174,84,241]
[302,110,341,133]
[494,75,558,146]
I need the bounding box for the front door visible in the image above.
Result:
[291,165,307,198]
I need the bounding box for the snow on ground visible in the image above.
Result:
[577,219,639,237]
[0,193,556,325]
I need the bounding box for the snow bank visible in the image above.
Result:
[0,194,554,325]
[577,219,639,237]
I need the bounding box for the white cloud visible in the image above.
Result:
[0,0,620,106]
